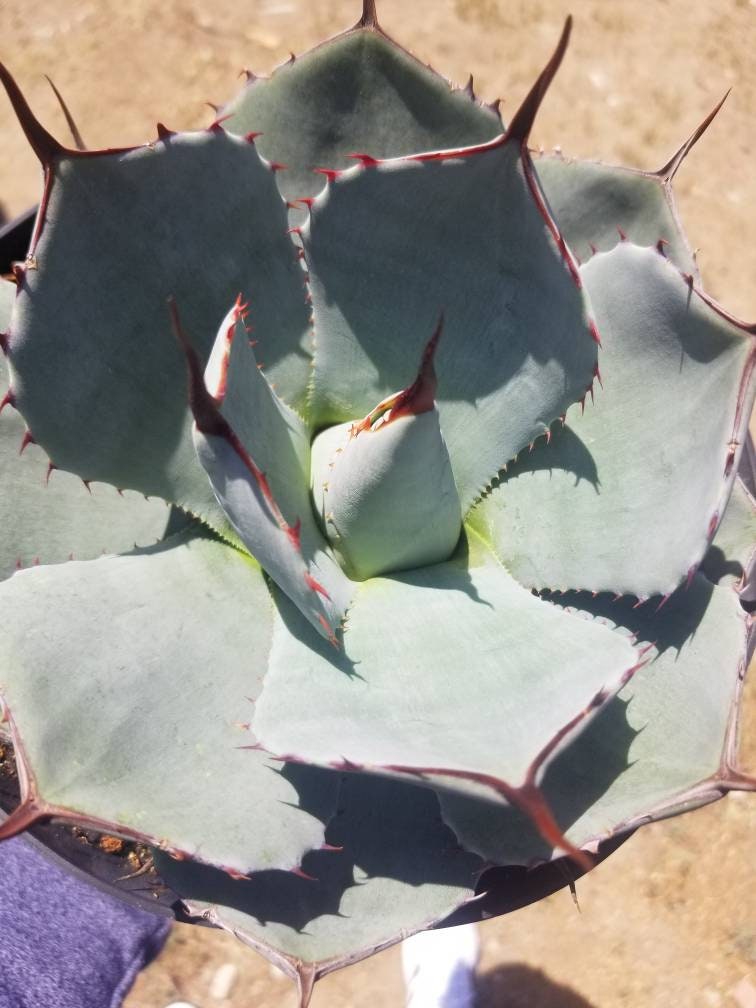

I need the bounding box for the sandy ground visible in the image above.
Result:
[0,1,755,1006]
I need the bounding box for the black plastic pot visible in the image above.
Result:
[0,207,35,266]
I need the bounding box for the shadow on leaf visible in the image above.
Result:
[497,424,599,491]
[157,772,482,934]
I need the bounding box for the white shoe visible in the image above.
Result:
[401,923,480,1008]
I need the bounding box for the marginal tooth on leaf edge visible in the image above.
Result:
[18,430,35,454]
[290,865,318,881]
[313,167,341,183]
[207,113,232,133]
[346,152,381,168]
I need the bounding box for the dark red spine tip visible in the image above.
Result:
[359,0,379,28]
[347,152,380,168]
[19,430,35,455]
[391,313,444,422]
[505,16,572,146]
[314,167,341,182]
[169,297,231,439]
[44,74,86,151]
[289,866,318,881]
[207,113,232,134]
[0,62,65,166]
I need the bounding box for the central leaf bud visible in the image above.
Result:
[310,319,462,581]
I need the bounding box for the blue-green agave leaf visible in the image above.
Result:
[0,277,15,334]
[178,301,352,641]
[302,29,599,509]
[155,772,482,983]
[533,93,727,278]
[437,574,751,864]
[252,532,640,865]
[535,156,696,276]
[221,9,501,210]
[0,279,168,579]
[470,242,755,599]
[0,76,312,531]
[702,475,756,589]
[0,532,339,875]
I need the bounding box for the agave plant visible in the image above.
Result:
[0,2,754,1003]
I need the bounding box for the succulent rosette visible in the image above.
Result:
[0,3,754,1001]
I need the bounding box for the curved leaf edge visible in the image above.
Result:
[0,34,750,1000]
[177,879,476,999]
[248,566,646,880]
[0,414,177,570]
[218,7,504,149]
[0,63,313,544]
[545,581,756,842]
[531,88,731,287]
[430,574,754,893]
[0,529,334,882]
[469,241,756,605]
[299,18,599,500]
[0,691,338,887]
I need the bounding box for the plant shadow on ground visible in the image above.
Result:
[476,962,598,1007]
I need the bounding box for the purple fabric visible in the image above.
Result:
[0,837,171,1008]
